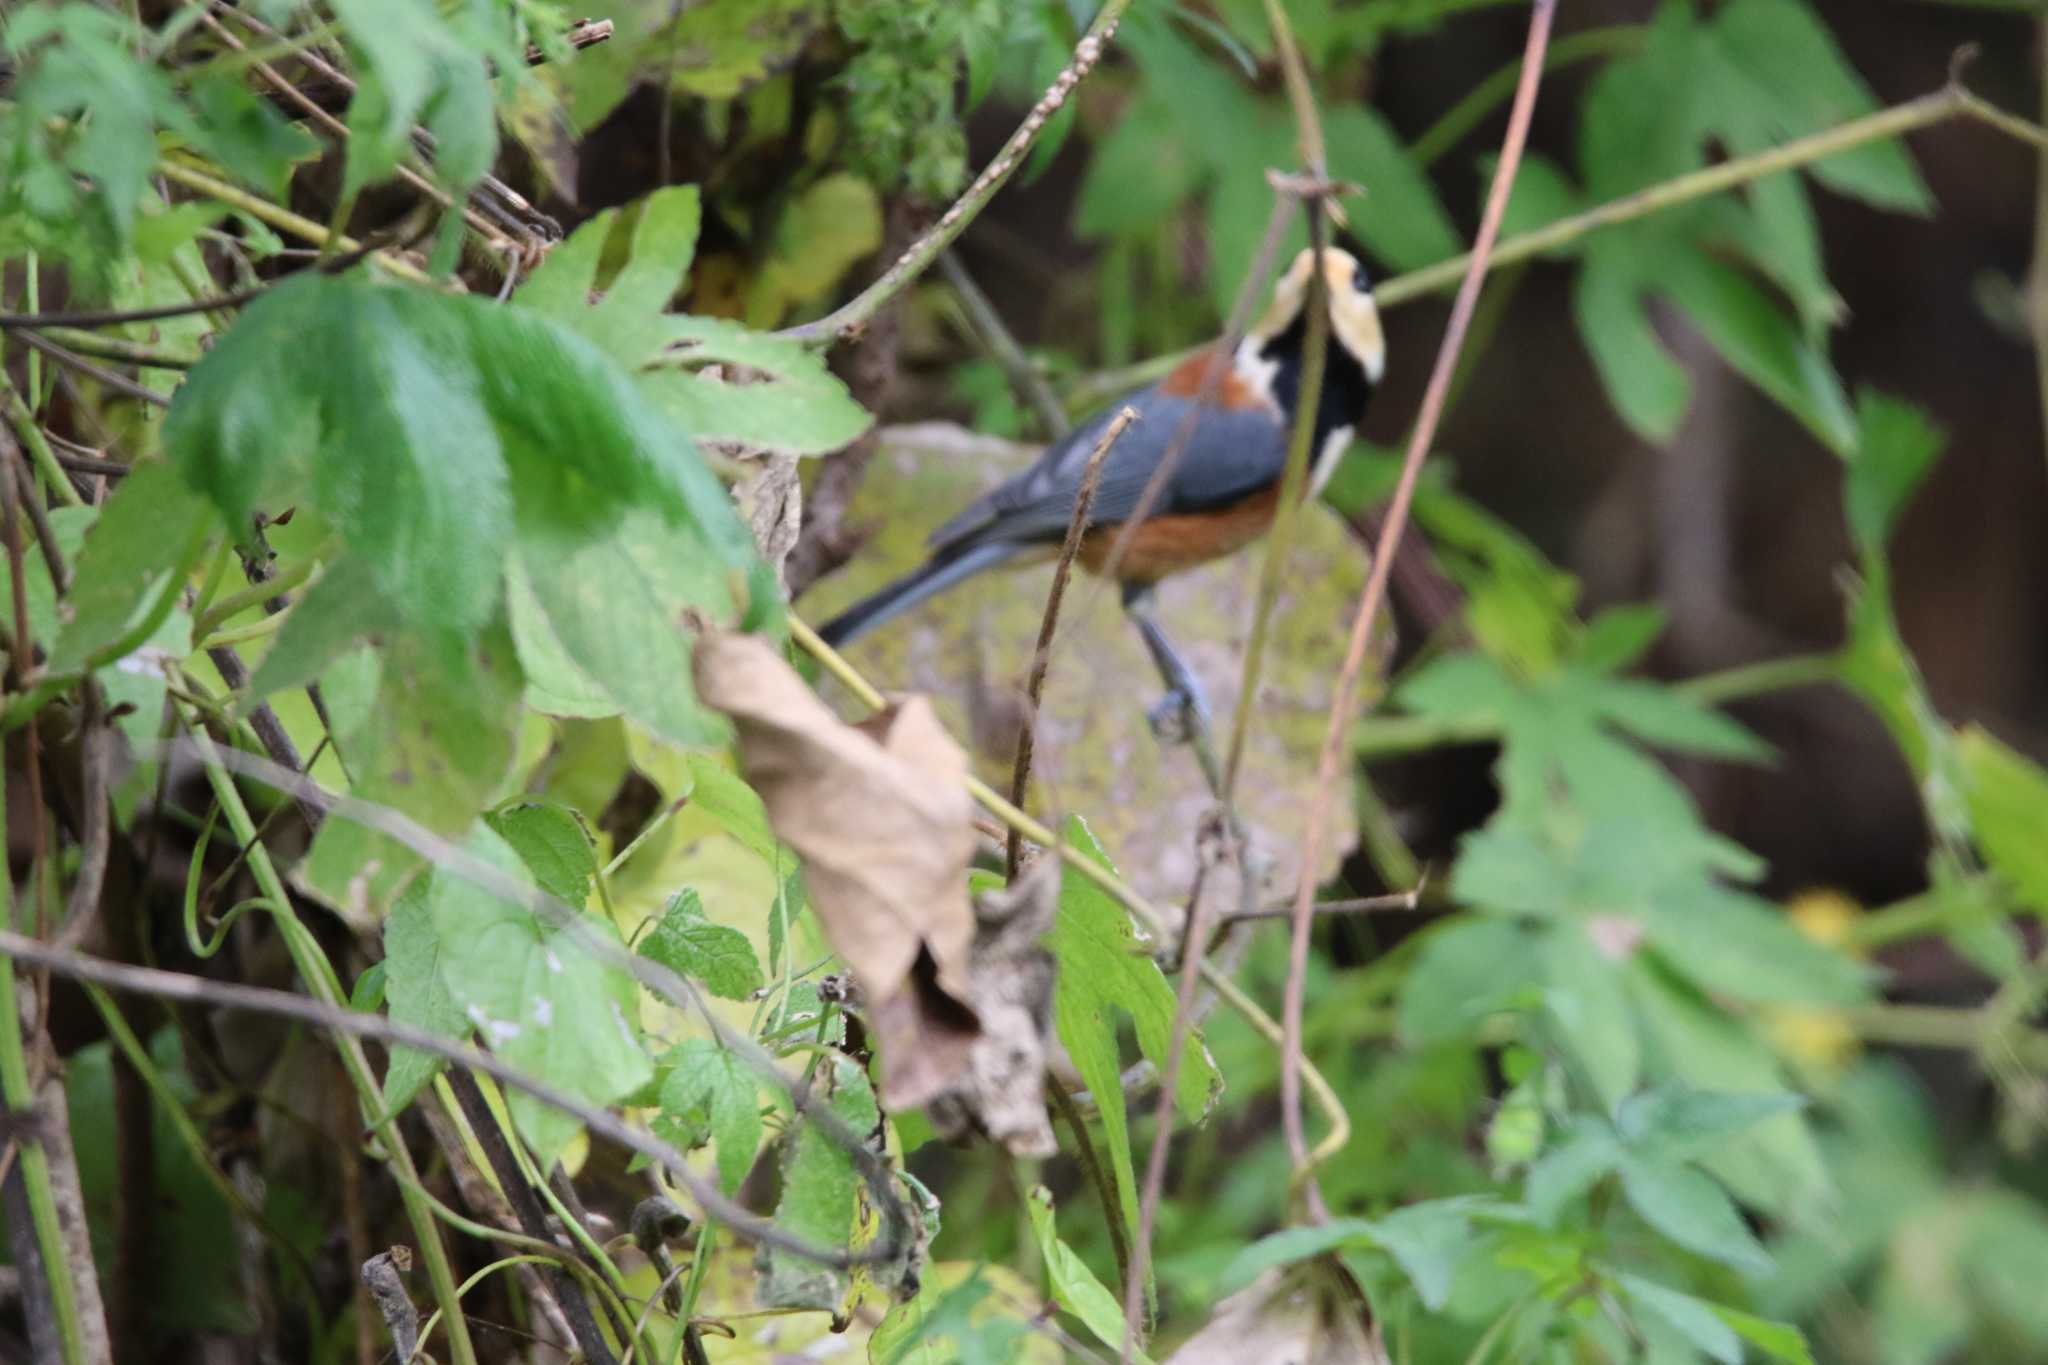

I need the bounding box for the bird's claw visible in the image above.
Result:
[1147,687,1210,745]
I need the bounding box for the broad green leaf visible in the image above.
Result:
[1710,1304,1818,1364]
[1958,726,2048,914]
[247,557,397,701]
[1619,1154,1772,1276]
[1049,816,1221,1281]
[1574,675,1773,763]
[380,876,469,1112]
[1075,99,1203,239]
[653,316,872,455]
[1642,887,1873,1006]
[0,507,89,656]
[511,508,751,747]
[1026,1187,1153,1362]
[185,75,321,202]
[1218,1219,1382,1295]
[1576,604,1667,674]
[643,0,822,99]
[1845,390,1944,552]
[1323,106,1463,273]
[1394,653,1521,725]
[683,753,779,862]
[1574,243,1691,442]
[658,1038,764,1195]
[638,888,766,1001]
[747,174,884,328]
[166,274,761,649]
[1958,1193,2048,1345]
[1494,151,1586,247]
[329,0,512,196]
[1615,1086,1808,1165]
[502,556,619,719]
[1663,246,1856,454]
[758,1054,878,1310]
[1397,918,1544,1046]
[1540,925,1640,1109]
[426,825,652,1163]
[1527,1123,1623,1226]
[1618,1273,1743,1365]
[1369,1199,1489,1310]
[871,1264,1053,1365]
[484,802,594,910]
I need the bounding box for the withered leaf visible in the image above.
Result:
[1164,1257,1389,1365]
[693,631,978,1111]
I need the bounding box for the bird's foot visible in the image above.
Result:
[1146,685,1211,746]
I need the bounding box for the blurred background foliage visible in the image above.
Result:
[4,0,2048,1362]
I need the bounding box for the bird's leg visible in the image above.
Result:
[1121,585,1226,791]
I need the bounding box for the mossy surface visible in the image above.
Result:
[801,427,1374,900]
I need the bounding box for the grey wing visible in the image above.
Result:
[928,392,1287,554]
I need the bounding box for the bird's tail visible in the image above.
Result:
[816,541,1023,647]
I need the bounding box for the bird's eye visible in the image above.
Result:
[1351,268,1373,293]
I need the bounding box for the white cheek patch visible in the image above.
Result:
[1234,335,1282,408]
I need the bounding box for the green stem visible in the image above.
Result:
[1,379,84,509]
[33,328,198,371]
[156,160,433,287]
[175,701,479,1365]
[777,0,1134,345]
[0,802,91,1363]
[1412,27,1644,168]
[193,553,321,640]
[1839,1003,2048,1068]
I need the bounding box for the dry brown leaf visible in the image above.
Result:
[1164,1258,1388,1365]
[926,858,1059,1157]
[693,631,979,1111]
[733,451,802,589]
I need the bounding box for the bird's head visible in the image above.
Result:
[1250,246,1385,384]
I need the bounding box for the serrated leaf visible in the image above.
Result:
[186,75,321,202]
[485,802,594,910]
[1027,1187,1154,1362]
[47,460,209,676]
[1642,886,1873,1006]
[758,1054,877,1310]
[1574,243,1691,442]
[1324,105,1463,273]
[1618,1274,1743,1365]
[1615,1086,1808,1164]
[1217,1219,1382,1296]
[1576,675,1773,762]
[653,316,872,455]
[1845,389,1944,552]
[247,557,398,701]
[1526,1123,1623,1226]
[1710,1304,1816,1365]
[1619,1154,1773,1276]
[1369,1199,1488,1311]
[683,752,780,863]
[1577,604,1666,673]
[1959,726,2048,915]
[1075,99,1202,239]
[1050,816,1221,1283]
[1397,918,1544,1046]
[658,1038,764,1194]
[166,274,761,650]
[380,875,468,1112]
[1541,925,1640,1109]
[426,825,651,1162]
[638,888,765,1001]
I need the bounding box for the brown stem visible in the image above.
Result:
[1005,408,1137,877]
[1280,0,1559,1215]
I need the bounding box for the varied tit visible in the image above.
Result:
[817,245,1385,741]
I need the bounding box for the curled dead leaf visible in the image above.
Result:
[1164,1257,1387,1365]
[693,631,978,1112]
[926,859,1060,1158]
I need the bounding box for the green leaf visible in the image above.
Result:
[425,825,652,1163]
[683,753,779,862]
[758,1054,878,1310]
[1526,1123,1622,1226]
[1709,1304,1817,1364]
[1662,246,1856,454]
[185,75,321,202]
[1642,887,1873,1006]
[1959,726,2048,915]
[1615,1086,1808,1164]
[1049,816,1221,1282]
[484,802,594,910]
[380,875,469,1112]
[643,0,822,99]
[247,557,398,701]
[0,507,88,658]
[1618,1154,1773,1276]
[1574,241,1691,442]
[1540,925,1640,1109]
[165,273,764,649]
[48,461,208,677]
[658,1038,764,1195]
[1397,919,1544,1046]
[1218,1219,1383,1295]
[1617,1273,1743,1365]
[1323,106,1463,273]
[652,316,872,455]
[1494,152,1587,248]
[1574,676,1773,763]
[747,174,884,328]
[1576,604,1666,673]
[1844,389,1944,552]
[1075,99,1203,239]
[638,888,766,1001]
[510,508,746,746]
[329,0,510,196]
[1369,1199,1488,1311]
[1026,1187,1153,1362]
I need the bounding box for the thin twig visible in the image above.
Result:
[156,159,435,287]
[1282,0,1559,1215]
[777,0,1134,345]
[0,290,267,331]
[8,330,171,410]
[2030,19,2048,492]
[30,328,195,371]
[939,251,1070,438]
[1005,407,1137,877]
[1225,888,1421,924]
[0,931,888,1270]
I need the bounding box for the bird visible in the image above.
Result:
[817,245,1385,744]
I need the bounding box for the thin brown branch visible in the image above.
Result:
[1225,887,1421,924]
[1281,0,1559,1214]
[526,17,614,64]
[776,0,1134,345]
[0,289,268,332]
[7,331,170,410]
[1005,406,1137,877]
[939,250,1070,439]
[0,930,885,1269]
